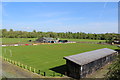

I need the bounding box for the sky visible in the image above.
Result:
[2,0,119,2]
[2,2,118,33]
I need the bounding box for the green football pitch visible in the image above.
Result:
[2,43,117,76]
[1,38,105,44]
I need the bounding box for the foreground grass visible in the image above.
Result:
[2,43,117,76]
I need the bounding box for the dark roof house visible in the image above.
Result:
[64,48,118,79]
[36,37,55,43]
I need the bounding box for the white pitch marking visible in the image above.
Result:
[10,49,12,57]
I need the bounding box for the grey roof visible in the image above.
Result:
[64,48,117,65]
[42,37,54,40]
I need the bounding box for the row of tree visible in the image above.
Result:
[1,29,120,40]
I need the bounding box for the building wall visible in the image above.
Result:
[66,60,81,79]
[36,38,45,43]
[80,52,117,78]
[66,52,117,79]
[36,38,55,43]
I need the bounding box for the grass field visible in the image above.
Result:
[61,38,106,42]
[1,38,105,44]
[1,38,37,44]
[2,43,117,76]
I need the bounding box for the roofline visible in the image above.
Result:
[63,48,117,65]
[63,57,83,66]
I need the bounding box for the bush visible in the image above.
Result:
[106,51,120,79]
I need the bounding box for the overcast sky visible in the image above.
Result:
[2,2,118,33]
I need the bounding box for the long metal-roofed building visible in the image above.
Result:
[64,48,118,79]
[36,37,57,43]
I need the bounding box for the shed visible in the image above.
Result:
[64,48,118,79]
[36,37,56,43]
[58,40,68,43]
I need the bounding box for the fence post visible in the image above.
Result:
[29,67,32,71]
[10,60,11,63]
[17,62,19,66]
[38,70,40,74]
[44,72,46,76]
[20,63,22,67]
[25,65,27,69]
[6,58,8,62]
[53,72,55,77]
[13,60,15,64]
[21,64,23,68]
[11,60,13,64]
[11,60,12,63]
[4,58,6,61]
[8,59,9,62]
[18,62,20,66]
[16,61,17,65]
[33,68,36,73]
[9,59,11,62]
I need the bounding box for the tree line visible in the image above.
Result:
[1,29,120,40]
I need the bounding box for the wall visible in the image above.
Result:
[66,60,81,79]
[80,52,117,78]
[65,52,117,79]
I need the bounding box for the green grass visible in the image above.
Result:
[1,38,105,45]
[2,43,117,76]
[2,38,37,44]
[61,38,106,42]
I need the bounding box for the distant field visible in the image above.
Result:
[2,38,37,44]
[61,38,106,42]
[2,43,117,76]
[2,38,105,44]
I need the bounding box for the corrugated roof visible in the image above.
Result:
[64,48,117,65]
[42,37,54,40]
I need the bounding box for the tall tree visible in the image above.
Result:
[33,30,36,33]
[10,29,13,32]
